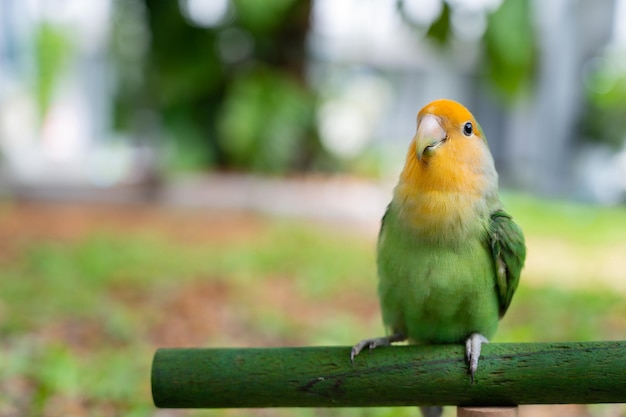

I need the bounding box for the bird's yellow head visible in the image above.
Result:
[399,99,496,196]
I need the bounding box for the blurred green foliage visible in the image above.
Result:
[217,67,320,172]
[425,2,452,46]
[399,0,537,101]
[109,0,330,173]
[580,53,626,147]
[234,0,300,32]
[502,192,626,243]
[34,23,72,122]
[483,0,536,100]
[109,0,150,133]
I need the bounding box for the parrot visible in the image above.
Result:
[351,99,526,415]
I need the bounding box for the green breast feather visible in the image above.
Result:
[377,205,525,344]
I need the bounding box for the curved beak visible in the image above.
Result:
[415,114,446,161]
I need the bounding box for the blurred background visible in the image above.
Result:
[1,0,626,416]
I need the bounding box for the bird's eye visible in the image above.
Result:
[463,122,473,136]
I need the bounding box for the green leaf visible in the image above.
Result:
[425,2,452,46]
[34,23,72,121]
[483,0,536,100]
[217,67,317,173]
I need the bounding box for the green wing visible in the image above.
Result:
[489,209,526,318]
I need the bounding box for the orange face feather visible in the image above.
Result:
[394,99,499,237]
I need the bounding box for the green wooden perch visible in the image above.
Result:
[152,341,626,409]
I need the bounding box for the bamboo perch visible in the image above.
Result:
[151,341,626,408]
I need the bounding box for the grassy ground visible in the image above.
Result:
[0,196,625,417]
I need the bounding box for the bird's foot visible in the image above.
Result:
[350,332,405,363]
[465,333,489,384]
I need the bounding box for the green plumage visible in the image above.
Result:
[377,203,526,345]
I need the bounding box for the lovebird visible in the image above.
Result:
[351,99,526,411]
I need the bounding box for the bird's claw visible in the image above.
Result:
[350,333,405,364]
[465,333,489,384]
[350,337,391,363]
